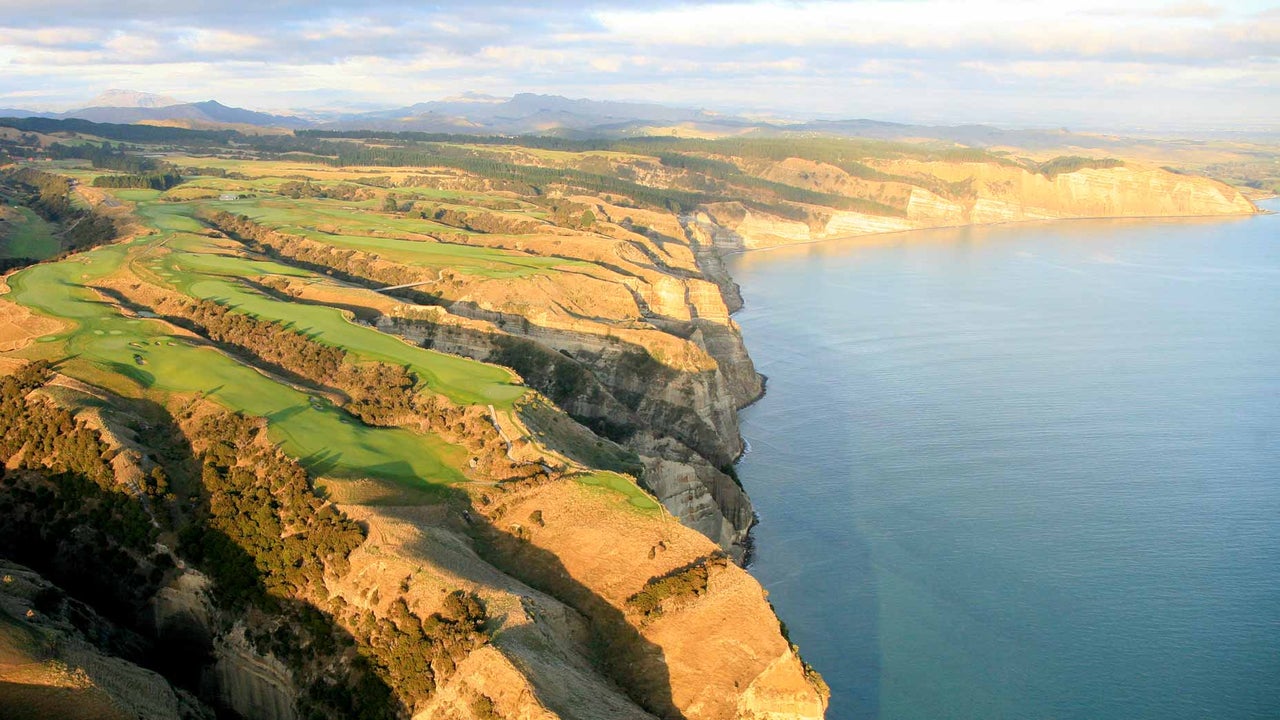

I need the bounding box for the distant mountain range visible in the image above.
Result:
[0,92,309,129]
[0,89,730,135]
[85,90,181,109]
[3,89,1276,146]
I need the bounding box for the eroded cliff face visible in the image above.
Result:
[0,560,214,720]
[374,306,759,557]
[210,626,298,720]
[468,475,829,720]
[206,200,763,558]
[700,161,1257,249]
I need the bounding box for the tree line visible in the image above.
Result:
[150,289,526,479]
[3,167,119,254]
[92,171,184,190]
[48,141,160,173]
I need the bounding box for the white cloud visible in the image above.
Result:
[0,0,1275,129]
[587,0,1278,62]
[182,29,267,55]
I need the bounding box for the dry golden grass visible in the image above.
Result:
[0,295,64,352]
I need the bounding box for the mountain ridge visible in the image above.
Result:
[6,90,1278,154]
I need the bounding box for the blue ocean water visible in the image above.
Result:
[728,202,1280,720]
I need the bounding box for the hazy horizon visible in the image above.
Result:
[2,0,1278,133]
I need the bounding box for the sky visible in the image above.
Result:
[1,0,1277,131]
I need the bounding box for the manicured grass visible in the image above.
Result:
[0,206,60,259]
[151,232,526,407]
[112,189,163,203]
[573,471,661,511]
[211,196,460,236]
[133,202,208,233]
[203,197,577,278]
[5,240,465,489]
[295,228,571,278]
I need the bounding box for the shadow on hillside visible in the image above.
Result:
[385,498,687,720]
[475,512,688,720]
[0,680,133,720]
[0,390,404,720]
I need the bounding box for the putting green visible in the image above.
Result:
[574,471,661,512]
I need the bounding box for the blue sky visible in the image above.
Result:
[1,0,1277,130]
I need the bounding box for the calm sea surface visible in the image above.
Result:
[728,202,1280,720]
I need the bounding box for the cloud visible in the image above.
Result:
[587,0,1278,63]
[0,0,1275,129]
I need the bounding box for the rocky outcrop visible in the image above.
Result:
[471,473,829,720]
[331,504,658,720]
[376,308,759,558]
[0,560,215,720]
[210,626,298,720]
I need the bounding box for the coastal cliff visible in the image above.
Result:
[0,130,1257,720]
[695,160,1256,250]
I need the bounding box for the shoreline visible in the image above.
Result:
[722,206,1265,258]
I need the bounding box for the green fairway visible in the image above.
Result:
[203,197,576,278]
[5,241,466,489]
[0,168,608,492]
[292,228,571,278]
[0,206,60,260]
[574,471,661,511]
[152,233,526,406]
[210,196,459,236]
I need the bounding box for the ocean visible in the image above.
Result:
[729,202,1280,720]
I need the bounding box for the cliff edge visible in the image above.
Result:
[695,160,1256,250]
